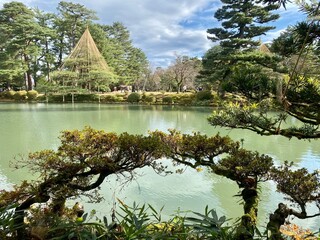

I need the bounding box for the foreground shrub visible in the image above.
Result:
[127,92,140,103]
[13,202,234,240]
[27,90,38,100]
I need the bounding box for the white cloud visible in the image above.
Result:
[81,0,216,66]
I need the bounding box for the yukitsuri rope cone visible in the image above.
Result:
[61,27,109,72]
[258,42,271,53]
[58,27,113,91]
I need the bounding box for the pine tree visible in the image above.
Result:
[208,0,279,50]
[201,0,280,98]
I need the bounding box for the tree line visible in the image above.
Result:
[0,1,203,94]
[0,1,148,91]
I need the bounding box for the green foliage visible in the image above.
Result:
[98,84,111,93]
[100,94,119,103]
[2,90,16,99]
[47,211,110,240]
[13,91,27,101]
[142,94,156,103]
[200,0,280,96]
[179,94,195,105]
[162,96,173,104]
[74,94,98,102]
[224,62,276,100]
[0,2,149,92]
[195,90,213,101]
[146,95,156,103]
[0,204,21,239]
[127,92,141,103]
[185,206,232,239]
[100,22,149,84]
[207,0,279,49]
[27,90,38,100]
[271,162,320,208]
[46,94,71,103]
[44,93,98,103]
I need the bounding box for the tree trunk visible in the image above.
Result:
[23,54,33,90]
[234,184,259,239]
[266,203,289,240]
[14,193,50,239]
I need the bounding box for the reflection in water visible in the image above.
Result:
[0,103,319,230]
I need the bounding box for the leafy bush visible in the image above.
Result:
[127,92,140,103]
[195,90,213,101]
[143,95,156,103]
[101,95,118,103]
[47,94,72,103]
[27,90,38,100]
[45,203,234,240]
[179,95,195,105]
[97,85,111,93]
[171,94,181,102]
[3,90,16,99]
[74,94,98,102]
[13,91,27,100]
[162,96,173,104]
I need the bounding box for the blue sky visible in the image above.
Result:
[0,0,307,68]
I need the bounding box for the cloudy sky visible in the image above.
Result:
[0,0,306,67]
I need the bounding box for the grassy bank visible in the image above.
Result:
[0,90,247,107]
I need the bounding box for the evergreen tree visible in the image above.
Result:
[208,0,279,49]
[53,1,97,67]
[208,2,320,237]
[101,22,149,85]
[0,2,46,90]
[33,9,57,82]
[201,0,280,98]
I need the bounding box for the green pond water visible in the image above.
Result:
[0,103,319,230]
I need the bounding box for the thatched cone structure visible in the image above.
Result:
[258,43,271,53]
[57,27,115,91]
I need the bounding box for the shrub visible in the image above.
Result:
[195,90,213,101]
[162,96,173,104]
[179,95,194,105]
[101,95,118,103]
[13,91,27,101]
[97,85,110,93]
[27,90,38,100]
[74,94,98,102]
[127,92,140,103]
[143,95,156,103]
[47,94,72,103]
[116,96,124,102]
[171,94,181,102]
[3,90,16,99]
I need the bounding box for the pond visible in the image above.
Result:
[0,102,319,230]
